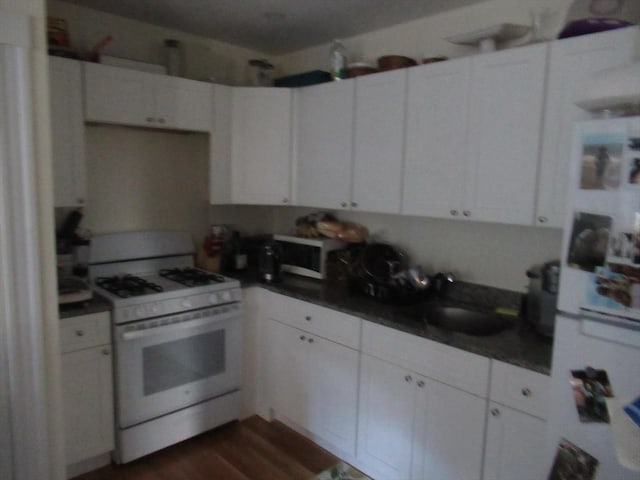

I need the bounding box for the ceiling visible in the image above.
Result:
[60,0,488,54]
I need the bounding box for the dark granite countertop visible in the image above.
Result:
[234,270,553,375]
[59,294,111,320]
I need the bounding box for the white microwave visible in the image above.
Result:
[273,234,345,279]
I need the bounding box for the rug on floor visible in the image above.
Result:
[312,461,372,480]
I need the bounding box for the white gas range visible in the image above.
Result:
[89,231,242,464]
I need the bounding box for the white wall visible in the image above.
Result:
[270,0,572,292]
[65,0,569,292]
[0,1,64,479]
[275,0,573,76]
[270,207,562,292]
[83,125,211,240]
[47,0,267,85]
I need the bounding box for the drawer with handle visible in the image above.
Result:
[264,292,361,349]
[60,311,111,353]
[489,360,549,419]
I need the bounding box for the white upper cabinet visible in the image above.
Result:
[49,56,87,207]
[84,62,212,132]
[403,43,547,225]
[154,75,213,131]
[230,87,292,205]
[536,27,638,228]
[403,58,471,219]
[295,80,355,210]
[465,43,547,225]
[209,84,233,204]
[352,69,406,214]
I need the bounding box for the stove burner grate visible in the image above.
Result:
[95,275,163,298]
[159,267,226,287]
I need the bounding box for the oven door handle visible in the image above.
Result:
[120,314,233,341]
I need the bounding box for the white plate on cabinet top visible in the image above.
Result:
[445,23,530,52]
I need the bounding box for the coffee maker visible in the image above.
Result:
[258,240,282,283]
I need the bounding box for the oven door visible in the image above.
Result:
[114,304,242,428]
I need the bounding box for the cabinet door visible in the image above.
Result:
[413,378,486,480]
[266,319,307,427]
[352,69,406,213]
[304,326,359,455]
[84,62,154,127]
[295,81,354,210]
[536,27,638,228]
[49,57,86,207]
[231,88,292,205]
[402,59,471,219]
[483,403,547,480]
[154,76,213,132]
[210,84,233,204]
[267,319,359,456]
[61,345,114,465]
[357,354,415,480]
[465,43,547,225]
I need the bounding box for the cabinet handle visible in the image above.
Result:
[158,118,166,124]
[305,315,311,321]
[75,329,85,337]
[491,408,500,417]
[450,210,458,216]
[308,338,314,344]
[463,210,471,217]
[282,198,288,204]
[146,117,155,123]
[404,375,413,383]
[351,201,358,208]
[341,202,348,208]
[537,216,548,224]
[521,387,532,397]
[300,335,306,341]
[102,348,110,356]
[416,380,425,388]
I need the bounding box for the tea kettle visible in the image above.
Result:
[258,240,282,283]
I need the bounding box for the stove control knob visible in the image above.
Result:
[135,307,146,318]
[181,298,193,309]
[151,303,161,315]
[221,291,232,302]
[209,293,219,305]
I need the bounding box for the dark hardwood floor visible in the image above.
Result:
[72,416,341,480]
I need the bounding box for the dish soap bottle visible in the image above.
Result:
[329,39,347,81]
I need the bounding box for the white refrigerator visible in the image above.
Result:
[547,116,640,479]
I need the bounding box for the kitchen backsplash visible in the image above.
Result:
[265,206,563,294]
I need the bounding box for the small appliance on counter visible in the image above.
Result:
[274,234,345,280]
[525,260,560,337]
[258,239,282,283]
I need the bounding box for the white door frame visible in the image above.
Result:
[0,11,51,480]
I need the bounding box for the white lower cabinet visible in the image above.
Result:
[265,316,359,456]
[60,311,114,476]
[253,291,552,480]
[483,403,547,480]
[357,353,486,480]
[483,361,550,480]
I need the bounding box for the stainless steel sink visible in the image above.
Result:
[422,306,513,336]
[396,303,514,336]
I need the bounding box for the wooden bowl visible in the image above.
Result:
[347,63,378,78]
[377,55,417,71]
